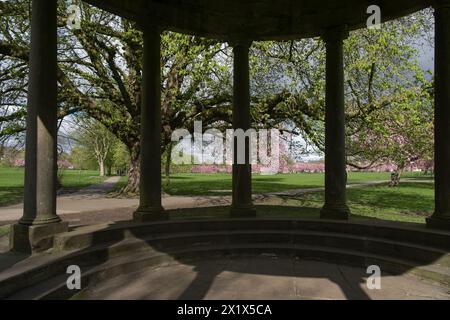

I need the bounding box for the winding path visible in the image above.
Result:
[0,178,426,226]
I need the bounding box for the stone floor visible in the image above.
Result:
[77,257,450,300]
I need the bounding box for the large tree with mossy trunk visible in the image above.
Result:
[0,1,322,193]
[0,1,434,192]
[0,1,233,193]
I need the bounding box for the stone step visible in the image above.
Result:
[56,229,450,268]
[7,230,449,298]
[6,242,450,299]
[8,273,69,300]
[102,236,450,285]
[54,218,450,251]
[3,218,450,299]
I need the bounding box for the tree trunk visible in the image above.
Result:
[99,160,105,177]
[165,143,172,186]
[389,165,404,187]
[122,142,140,194]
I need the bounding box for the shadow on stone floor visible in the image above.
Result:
[174,258,371,300]
[75,215,448,300]
[1,210,449,300]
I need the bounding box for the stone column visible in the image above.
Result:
[320,26,350,220]
[133,27,166,222]
[11,0,68,253]
[427,0,450,230]
[230,40,256,217]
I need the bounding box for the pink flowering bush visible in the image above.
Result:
[14,159,25,167]
[191,162,326,174]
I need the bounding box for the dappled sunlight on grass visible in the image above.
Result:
[0,225,9,238]
[0,187,23,208]
[277,181,433,224]
[0,167,106,207]
[58,170,107,192]
[114,172,434,223]
[167,179,433,224]
[0,169,435,224]
[159,172,398,196]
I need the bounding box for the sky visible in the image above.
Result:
[418,42,434,73]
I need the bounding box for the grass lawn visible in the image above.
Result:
[164,171,396,195]
[168,181,433,224]
[261,181,433,224]
[116,171,425,196]
[0,167,106,207]
[1,168,433,224]
[113,171,433,224]
[0,224,9,237]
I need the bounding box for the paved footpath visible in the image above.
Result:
[62,176,121,198]
[0,178,426,225]
[0,176,232,225]
[0,176,133,223]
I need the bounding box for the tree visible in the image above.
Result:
[248,9,434,185]
[69,146,97,170]
[111,140,130,175]
[0,1,234,192]
[0,1,435,190]
[344,13,434,185]
[348,84,433,185]
[71,119,116,176]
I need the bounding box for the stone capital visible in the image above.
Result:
[322,25,349,43]
[141,23,161,34]
[137,10,161,33]
[228,37,253,49]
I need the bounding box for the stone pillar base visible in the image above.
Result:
[320,205,350,220]
[230,205,257,218]
[10,221,68,254]
[133,207,168,222]
[426,215,450,231]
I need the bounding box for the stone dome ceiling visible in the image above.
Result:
[85,0,430,40]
